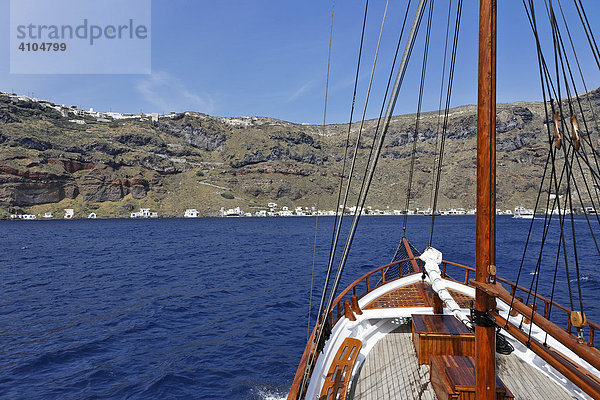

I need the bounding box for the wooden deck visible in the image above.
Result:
[363,282,474,310]
[364,282,434,309]
[349,324,576,400]
[350,324,437,400]
[496,352,575,399]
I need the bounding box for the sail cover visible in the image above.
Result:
[420,247,473,330]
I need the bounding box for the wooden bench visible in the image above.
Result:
[430,355,514,400]
[319,337,362,400]
[412,314,474,365]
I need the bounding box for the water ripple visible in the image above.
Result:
[0,216,597,399]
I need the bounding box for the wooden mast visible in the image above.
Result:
[476,0,497,399]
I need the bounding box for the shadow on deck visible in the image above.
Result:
[349,323,575,400]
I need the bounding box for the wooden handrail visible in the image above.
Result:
[289,257,600,399]
[325,257,600,346]
[287,257,418,400]
[328,258,417,326]
[441,260,600,338]
[287,325,317,400]
[492,312,600,399]
[471,280,600,372]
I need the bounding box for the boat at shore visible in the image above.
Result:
[288,1,600,399]
[512,206,534,219]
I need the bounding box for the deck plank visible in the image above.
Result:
[497,353,575,399]
[350,324,436,400]
[350,323,577,400]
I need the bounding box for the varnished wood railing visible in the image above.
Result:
[288,256,418,400]
[289,257,600,399]
[440,260,600,348]
[328,258,417,327]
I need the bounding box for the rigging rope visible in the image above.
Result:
[546,0,585,316]
[307,213,319,341]
[573,0,600,73]
[557,0,600,163]
[402,0,435,235]
[321,0,429,334]
[314,0,369,336]
[304,0,335,375]
[426,0,453,234]
[428,0,463,247]
[525,1,568,335]
[510,0,600,341]
[299,0,400,396]
[520,1,578,330]
[550,0,600,256]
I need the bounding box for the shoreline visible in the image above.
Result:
[2,213,583,221]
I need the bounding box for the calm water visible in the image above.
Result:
[0,216,598,399]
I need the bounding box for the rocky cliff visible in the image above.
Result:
[0,89,598,218]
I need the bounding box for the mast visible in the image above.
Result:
[475,0,496,399]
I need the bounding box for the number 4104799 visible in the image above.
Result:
[18,42,67,52]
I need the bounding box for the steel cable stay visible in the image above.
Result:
[392,0,448,268]
[428,0,463,248]
[301,0,369,394]
[547,0,586,318]
[301,0,424,392]
[507,0,600,343]
[313,0,369,342]
[402,0,436,238]
[327,0,461,332]
[346,0,419,281]
[327,0,392,296]
[312,0,415,354]
[394,0,453,263]
[318,0,393,324]
[548,0,600,233]
[300,0,338,392]
[299,1,410,396]
[344,0,395,261]
[301,7,437,390]
[321,0,429,333]
[424,0,453,243]
[305,0,335,347]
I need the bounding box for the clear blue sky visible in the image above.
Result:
[1,0,599,124]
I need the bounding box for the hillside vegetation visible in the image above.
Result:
[0,89,598,218]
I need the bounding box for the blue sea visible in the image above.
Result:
[1,216,598,399]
